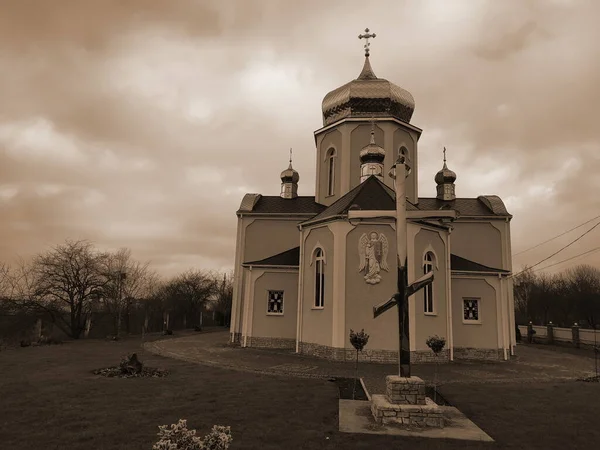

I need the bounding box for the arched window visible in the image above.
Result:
[326,148,336,196]
[423,252,434,314]
[314,248,325,308]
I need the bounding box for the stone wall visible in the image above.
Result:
[243,336,296,350]
[299,342,456,363]
[453,347,504,360]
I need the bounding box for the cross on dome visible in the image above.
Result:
[358,28,376,57]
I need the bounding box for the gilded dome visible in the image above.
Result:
[321,56,415,127]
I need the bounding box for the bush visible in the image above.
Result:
[163,329,173,336]
[426,335,446,354]
[152,419,232,450]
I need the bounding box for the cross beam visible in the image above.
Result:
[372,154,434,378]
[358,28,376,56]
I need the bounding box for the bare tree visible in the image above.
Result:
[100,248,153,336]
[25,240,108,339]
[213,271,233,326]
[164,269,217,329]
[565,264,600,328]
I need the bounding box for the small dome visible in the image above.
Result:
[360,128,385,163]
[435,162,456,185]
[281,163,299,183]
[321,56,415,126]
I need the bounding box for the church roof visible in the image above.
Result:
[417,196,511,217]
[303,176,400,225]
[243,247,300,267]
[451,254,509,274]
[237,195,326,216]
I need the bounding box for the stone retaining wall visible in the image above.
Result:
[453,347,504,360]
[243,336,296,350]
[299,342,454,364]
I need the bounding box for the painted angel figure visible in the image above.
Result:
[358,232,389,285]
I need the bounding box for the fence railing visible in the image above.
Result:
[518,323,599,348]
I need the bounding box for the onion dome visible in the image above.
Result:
[360,123,386,164]
[280,149,299,199]
[321,56,415,127]
[280,162,299,184]
[435,147,457,201]
[435,161,457,185]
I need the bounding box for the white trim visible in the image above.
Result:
[446,228,454,361]
[296,229,307,353]
[266,289,285,316]
[241,267,253,347]
[499,275,508,360]
[348,210,457,220]
[407,223,420,352]
[328,221,355,348]
[309,241,326,266]
[462,297,482,325]
[422,245,440,270]
[313,116,423,138]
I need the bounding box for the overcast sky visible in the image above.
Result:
[0,0,598,277]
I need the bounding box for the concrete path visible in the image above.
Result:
[143,330,598,395]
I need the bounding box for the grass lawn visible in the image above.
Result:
[1,335,599,449]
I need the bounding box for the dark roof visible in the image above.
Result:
[417,196,511,217]
[237,195,326,215]
[451,254,509,273]
[304,176,399,224]
[243,247,300,267]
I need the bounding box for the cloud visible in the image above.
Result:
[0,0,599,276]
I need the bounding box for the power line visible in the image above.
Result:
[514,214,600,257]
[532,246,600,273]
[511,219,600,279]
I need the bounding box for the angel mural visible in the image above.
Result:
[358,231,389,285]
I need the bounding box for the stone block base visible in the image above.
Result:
[386,375,427,405]
[371,394,445,428]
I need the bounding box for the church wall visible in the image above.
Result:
[349,124,384,191]
[316,129,342,206]
[300,226,334,347]
[413,229,448,352]
[345,223,399,352]
[451,277,501,359]
[450,221,503,270]
[243,218,302,263]
[392,127,418,204]
[249,271,298,349]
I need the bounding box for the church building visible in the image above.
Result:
[229,34,516,362]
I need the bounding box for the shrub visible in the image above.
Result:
[152,419,232,450]
[163,329,174,336]
[425,335,446,354]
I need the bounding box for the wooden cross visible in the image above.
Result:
[358,28,376,56]
[372,154,434,378]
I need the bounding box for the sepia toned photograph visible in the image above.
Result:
[0,1,599,449]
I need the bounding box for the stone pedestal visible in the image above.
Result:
[371,376,444,428]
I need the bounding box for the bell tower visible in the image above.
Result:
[314,28,422,206]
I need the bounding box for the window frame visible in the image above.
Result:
[313,247,325,309]
[266,290,285,316]
[462,297,482,324]
[423,252,435,315]
[326,148,336,197]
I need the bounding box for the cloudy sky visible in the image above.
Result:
[0,0,598,277]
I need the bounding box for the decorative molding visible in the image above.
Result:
[358,231,390,285]
[309,241,326,266]
[422,245,440,270]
